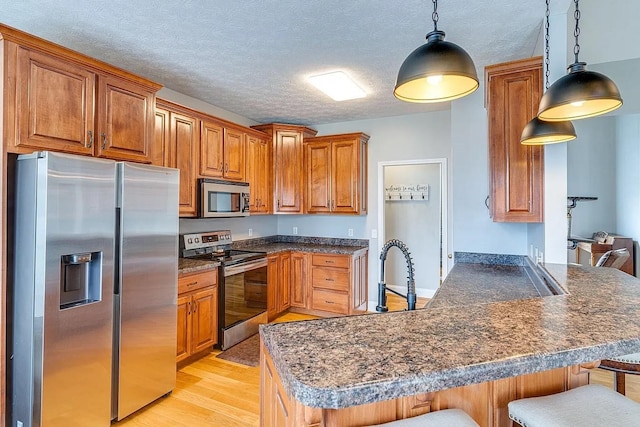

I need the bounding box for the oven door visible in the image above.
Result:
[220,257,268,349]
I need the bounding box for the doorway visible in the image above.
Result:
[377,159,449,299]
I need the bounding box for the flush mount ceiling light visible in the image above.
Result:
[521,0,576,145]
[537,0,622,121]
[308,71,366,101]
[394,0,478,103]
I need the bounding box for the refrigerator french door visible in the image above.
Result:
[12,152,179,427]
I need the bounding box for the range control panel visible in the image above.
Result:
[181,230,232,251]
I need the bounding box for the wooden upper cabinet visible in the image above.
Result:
[6,29,161,162]
[96,73,155,163]
[157,99,199,217]
[305,141,332,213]
[486,57,544,223]
[14,47,95,155]
[252,124,317,214]
[200,120,224,177]
[223,127,245,181]
[304,133,369,215]
[199,120,245,181]
[245,131,271,214]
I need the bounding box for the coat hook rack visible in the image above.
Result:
[385,184,429,202]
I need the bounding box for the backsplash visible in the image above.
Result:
[232,235,369,249]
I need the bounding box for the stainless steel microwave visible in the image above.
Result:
[199,179,250,218]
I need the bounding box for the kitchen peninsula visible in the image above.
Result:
[260,259,640,426]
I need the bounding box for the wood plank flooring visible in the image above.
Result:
[114,295,640,426]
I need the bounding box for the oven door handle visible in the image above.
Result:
[224,257,268,276]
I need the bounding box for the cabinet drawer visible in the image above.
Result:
[312,254,350,269]
[178,268,218,294]
[311,289,348,314]
[312,268,349,291]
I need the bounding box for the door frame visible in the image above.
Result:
[377,158,450,296]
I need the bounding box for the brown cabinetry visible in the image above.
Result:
[251,124,318,214]
[290,252,308,308]
[245,131,271,213]
[267,252,291,320]
[486,57,544,222]
[177,269,218,363]
[199,120,246,181]
[304,133,369,215]
[155,99,199,217]
[9,42,159,163]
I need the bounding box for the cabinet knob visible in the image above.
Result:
[87,130,93,148]
[193,301,197,313]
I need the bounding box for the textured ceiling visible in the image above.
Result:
[3,0,545,125]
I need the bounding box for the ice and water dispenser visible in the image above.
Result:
[60,251,102,309]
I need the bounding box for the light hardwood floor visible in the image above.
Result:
[114,295,639,426]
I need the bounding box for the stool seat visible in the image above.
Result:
[370,409,478,427]
[508,384,640,426]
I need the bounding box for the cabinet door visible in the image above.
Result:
[290,252,308,308]
[170,112,199,217]
[15,47,95,155]
[332,138,359,214]
[275,130,304,213]
[487,58,543,222]
[176,294,191,362]
[246,134,268,212]
[191,287,218,353]
[97,73,155,163]
[200,120,224,177]
[305,141,332,213]
[223,128,246,181]
[353,251,368,314]
[153,107,170,167]
[267,255,279,320]
[257,137,271,212]
[279,252,291,313]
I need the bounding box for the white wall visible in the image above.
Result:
[451,84,529,256]
[180,216,278,241]
[384,163,441,297]
[615,114,640,277]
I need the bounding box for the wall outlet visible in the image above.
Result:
[293,226,298,235]
[348,228,354,237]
[248,228,253,237]
[371,229,378,239]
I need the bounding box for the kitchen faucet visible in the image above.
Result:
[376,239,416,312]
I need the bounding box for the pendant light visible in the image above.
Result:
[521,0,576,145]
[394,0,478,103]
[537,0,622,121]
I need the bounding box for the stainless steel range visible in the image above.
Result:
[181,230,267,349]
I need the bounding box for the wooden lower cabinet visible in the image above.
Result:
[267,252,291,320]
[307,251,368,316]
[260,342,594,427]
[177,269,218,363]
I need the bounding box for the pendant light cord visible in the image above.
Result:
[432,0,439,31]
[544,0,551,90]
[573,0,581,63]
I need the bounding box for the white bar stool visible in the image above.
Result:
[369,409,478,427]
[599,352,640,394]
[508,384,640,426]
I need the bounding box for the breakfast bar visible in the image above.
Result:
[259,261,640,426]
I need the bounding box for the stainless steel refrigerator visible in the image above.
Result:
[12,151,179,427]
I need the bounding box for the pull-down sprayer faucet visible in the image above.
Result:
[375,239,416,312]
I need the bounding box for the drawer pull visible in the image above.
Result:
[186,281,198,287]
[325,260,335,264]
[325,278,334,282]
[325,300,335,304]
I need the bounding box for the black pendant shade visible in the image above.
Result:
[538,62,623,121]
[394,31,479,103]
[521,116,576,145]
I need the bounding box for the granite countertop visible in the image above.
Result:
[238,242,368,255]
[178,258,220,275]
[260,262,640,409]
